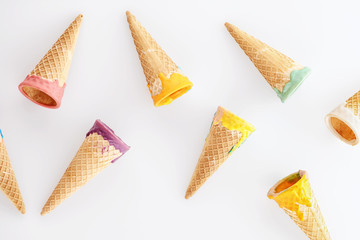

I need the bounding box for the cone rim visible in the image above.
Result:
[18,75,65,109]
[86,119,131,157]
[153,80,193,107]
[325,104,359,146]
[267,170,307,198]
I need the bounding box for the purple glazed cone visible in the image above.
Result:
[87,119,130,162]
[41,120,130,215]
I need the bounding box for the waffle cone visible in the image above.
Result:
[345,90,360,116]
[225,22,304,93]
[19,14,83,108]
[126,11,193,106]
[268,170,331,240]
[41,132,122,215]
[0,134,26,214]
[31,14,83,86]
[185,106,255,199]
[325,90,360,145]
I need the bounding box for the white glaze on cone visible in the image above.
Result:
[325,103,360,145]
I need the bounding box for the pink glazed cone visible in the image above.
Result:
[18,14,83,109]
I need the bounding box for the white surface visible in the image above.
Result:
[0,0,359,239]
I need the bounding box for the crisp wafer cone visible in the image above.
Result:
[41,120,130,215]
[268,170,331,240]
[325,90,360,145]
[19,14,83,109]
[185,106,255,199]
[126,11,193,107]
[0,130,26,214]
[225,22,311,102]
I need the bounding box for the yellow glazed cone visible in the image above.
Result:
[126,11,193,107]
[0,130,26,214]
[268,170,331,240]
[41,120,130,215]
[185,106,255,199]
[18,14,83,109]
[325,90,360,145]
[225,23,311,103]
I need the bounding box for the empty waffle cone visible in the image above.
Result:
[185,106,255,199]
[268,170,331,240]
[225,23,311,103]
[41,120,130,215]
[0,130,26,214]
[325,90,360,145]
[126,11,193,107]
[19,14,83,109]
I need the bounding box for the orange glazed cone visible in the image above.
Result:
[0,130,26,214]
[19,14,83,109]
[225,22,311,103]
[185,106,255,199]
[41,120,130,215]
[126,11,193,107]
[268,170,331,240]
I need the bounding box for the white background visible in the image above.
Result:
[0,0,359,239]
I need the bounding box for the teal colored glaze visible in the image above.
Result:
[273,67,311,103]
[228,146,235,154]
[0,129,3,139]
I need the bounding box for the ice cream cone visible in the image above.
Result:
[225,22,311,102]
[268,170,331,240]
[19,14,83,109]
[41,120,130,215]
[126,11,193,107]
[0,130,26,214]
[325,90,360,145]
[185,106,255,199]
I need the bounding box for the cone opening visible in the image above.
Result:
[268,170,306,198]
[274,172,302,194]
[155,85,192,106]
[22,86,57,107]
[329,116,357,144]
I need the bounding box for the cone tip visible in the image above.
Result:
[185,189,193,199]
[20,208,26,214]
[40,209,47,216]
[75,14,83,23]
[126,11,136,23]
[225,22,235,31]
[126,11,133,18]
[40,205,49,216]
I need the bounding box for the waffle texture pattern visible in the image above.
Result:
[225,23,303,92]
[185,107,254,199]
[30,14,83,87]
[0,134,26,214]
[41,133,121,215]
